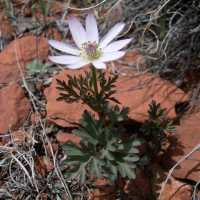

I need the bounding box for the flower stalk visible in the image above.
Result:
[91,65,99,99]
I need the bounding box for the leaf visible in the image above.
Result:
[148,100,166,120]
[82,112,99,137]
[123,165,136,179]
[79,165,87,184]
[118,144,125,150]
[39,0,49,16]
[109,163,118,177]
[119,163,136,179]
[91,158,101,178]
[73,112,101,146]
[102,149,114,161]
[106,137,118,151]
[56,195,62,200]
[73,129,98,146]
[129,147,140,154]
[118,164,126,178]
[62,143,84,157]
[107,144,116,152]
[132,140,142,147]
[26,59,48,75]
[129,164,137,169]
[124,155,140,162]
[69,164,87,183]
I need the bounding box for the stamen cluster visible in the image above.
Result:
[81,42,101,60]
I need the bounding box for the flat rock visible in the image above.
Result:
[0,35,48,84]
[165,112,200,182]
[160,177,192,200]
[56,131,81,145]
[0,83,31,133]
[0,11,14,40]
[45,66,188,127]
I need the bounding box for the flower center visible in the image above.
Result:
[81,42,101,60]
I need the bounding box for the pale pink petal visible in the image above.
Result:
[86,14,99,43]
[67,60,90,69]
[97,51,126,62]
[103,39,132,52]
[48,55,81,65]
[48,40,80,55]
[99,23,125,48]
[68,16,87,48]
[92,61,106,69]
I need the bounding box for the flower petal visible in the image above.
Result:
[86,13,99,43]
[68,16,87,48]
[67,60,90,69]
[92,61,106,69]
[49,55,81,65]
[99,22,125,48]
[48,40,80,55]
[103,39,132,52]
[97,51,126,62]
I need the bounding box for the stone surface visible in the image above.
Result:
[122,49,146,69]
[56,131,81,145]
[124,170,151,199]
[90,186,115,200]
[160,177,192,200]
[45,66,188,127]
[0,83,31,133]
[90,170,151,200]
[0,11,14,40]
[0,35,48,84]
[90,178,116,200]
[165,112,200,182]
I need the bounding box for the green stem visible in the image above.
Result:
[91,65,104,117]
[91,66,98,97]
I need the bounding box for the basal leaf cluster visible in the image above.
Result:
[62,111,140,184]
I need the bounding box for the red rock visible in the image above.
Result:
[95,178,110,187]
[45,66,187,127]
[0,83,31,133]
[160,177,192,200]
[89,188,115,200]
[56,131,81,146]
[0,11,14,40]
[114,69,187,122]
[165,112,200,182]
[90,170,151,200]
[0,35,48,84]
[124,170,151,199]
[90,178,115,200]
[122,49,146,68]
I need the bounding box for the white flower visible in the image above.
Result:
[48,14,132,69]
